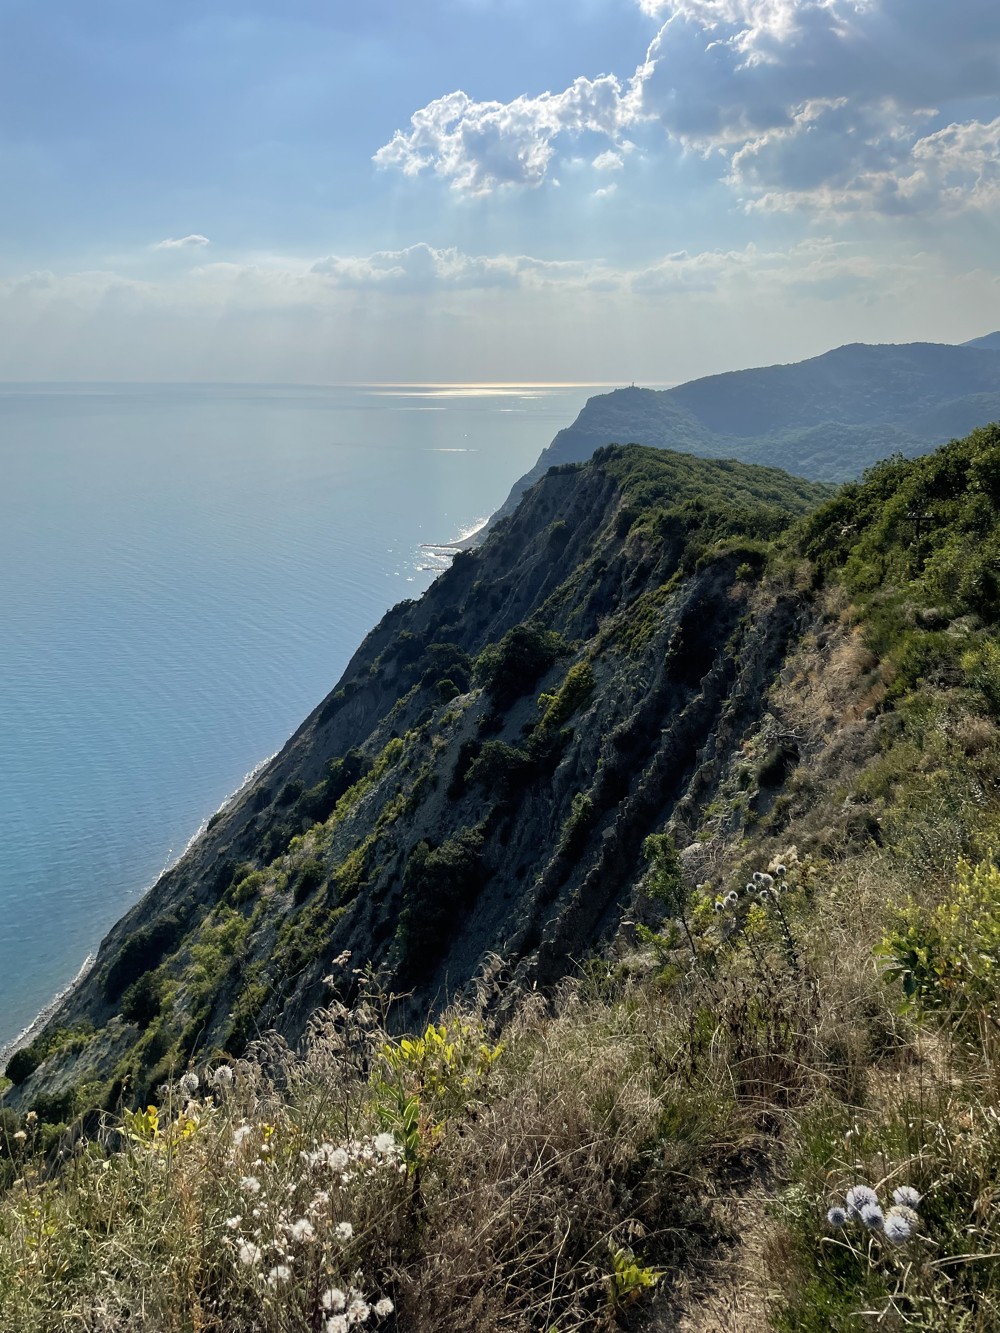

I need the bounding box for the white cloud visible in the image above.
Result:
[312,242,521,290]
[154,234,211,250]
[373,77,640,194]
[376,0,1000,216]
[592,149,625,171]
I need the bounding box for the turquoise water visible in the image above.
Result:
[0,382,606,1046]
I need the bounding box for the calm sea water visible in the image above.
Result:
[0,382,609,1046]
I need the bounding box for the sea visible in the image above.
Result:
[0,381,611,1049]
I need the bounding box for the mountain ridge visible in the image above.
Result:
[488,336,1000,529]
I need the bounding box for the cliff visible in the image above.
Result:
[5,446,830,1113]
[7,423,1000,1330]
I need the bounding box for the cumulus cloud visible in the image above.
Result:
[154,234,211,250]
[373,77,640,194]
[376,0,1000,215]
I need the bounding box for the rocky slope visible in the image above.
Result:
[3,447,831,1114]
[12,412,1000,1129]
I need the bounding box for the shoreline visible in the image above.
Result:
[1,746,282,1075]
[1,514,492,1076]
[0,952,96,1068]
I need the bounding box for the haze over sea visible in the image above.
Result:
[0,381,611,1047]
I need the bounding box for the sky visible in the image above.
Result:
[1,0,999,384]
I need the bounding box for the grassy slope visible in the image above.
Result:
[5,429,1000,1328]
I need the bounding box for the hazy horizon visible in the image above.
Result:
[2,2,998,384]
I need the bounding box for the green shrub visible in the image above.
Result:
[464,741,533,798]
[880,854,1000,1016]
[396,828,486,979]
[102,913,185,1000]
[475,623,570,709]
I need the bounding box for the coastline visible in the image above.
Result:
[0,952,95,1068]
[2,514,492,1077]
[1,745,282,1074]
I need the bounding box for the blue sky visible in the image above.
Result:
[2,0,999,382]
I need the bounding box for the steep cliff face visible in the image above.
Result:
[6,447,830,1112]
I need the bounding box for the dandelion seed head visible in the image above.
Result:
[325,1318,349,1333]
[267,1264,291,1284]
[346,1296,371,1325]
[892,1185,922,1209]
[238,1241,262,1266]
[883,1211,912,1243]
[726,891,739,906]
[759,872,774,887]
[225,1215,242,1230]
[373,1298,394,1317]
[373,1132,398,1156]
[233,1125,253,1148]
[892,1204,920,1228]
[745,882,755,893]
[826,1206,847,1227]
[714,899,724,913]
[322,1287,347,1311]
[210,1065,234,1090]
[336,1221,354,1242]
[240,1175,261,1195]
[774,863,787,876]
[179,1072,199,1097]
[290,1218,315,1243]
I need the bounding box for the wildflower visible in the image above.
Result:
[826,1206,847,1227]
[238,1241,263,1266]
[346,1296,371,1325]
[12,1130,27,1143]
[210,1065,234,1090]
[240,1175,261,1195]
[753,871,764,883]
[373,1132,398,1156]
[892,1185,922,1209]
[892,1204,920,1229]
[860,1202,885,1230]
[714,899,725,913]
[267,1265,291,1284]
[374,1298,394,1317]
[322,1288,347,1312]
[883,1210,913,1243]
[310,1190,331,1213]
[758,872,774,888]
[336,1221,354,1242]
[845,1184,878,1217]
[225,1215,242,1230]
[290,1218,315,1243]
[758,887,772,901]
[725,891,739,907]
[233,1124,253,1148]
[179,1072,199,1097]
[325,1318,349,1333]
[745,882,755,893]
[774,863,787,876]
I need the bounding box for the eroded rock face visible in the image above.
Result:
[6,444,833,1112]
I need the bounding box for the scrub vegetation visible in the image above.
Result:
[7,428,1000,1327]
